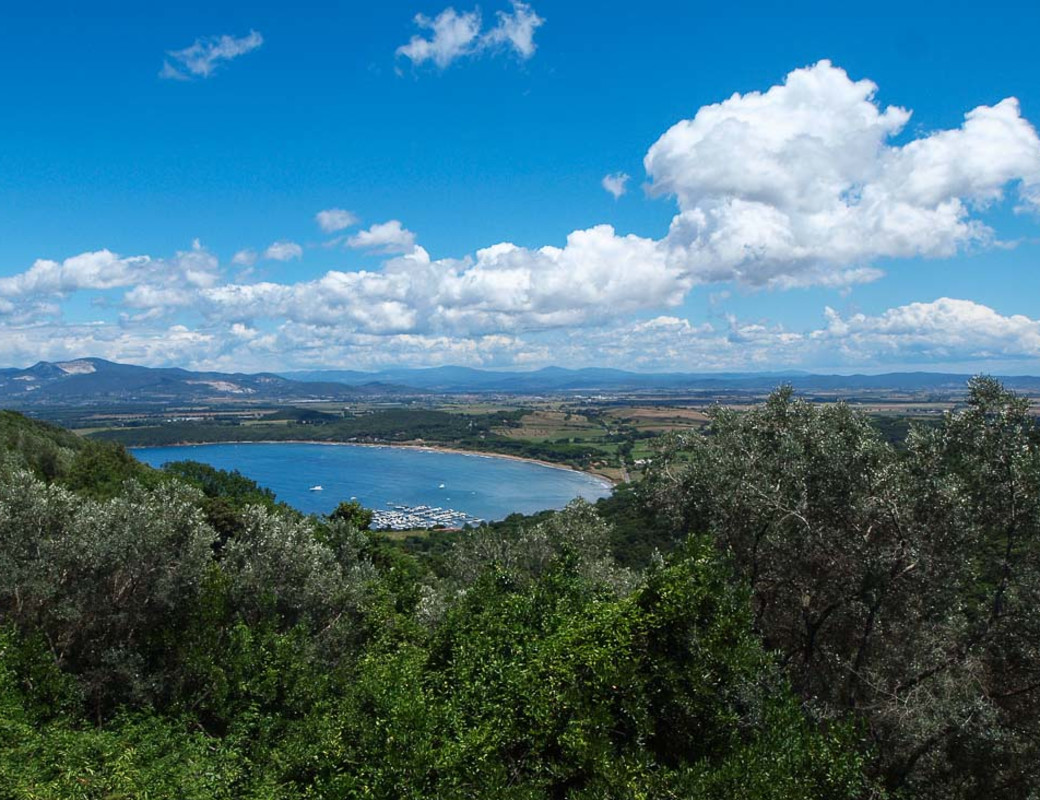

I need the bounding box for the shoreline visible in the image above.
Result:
[130,438,618,488]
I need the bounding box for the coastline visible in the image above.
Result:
[130,438,619,488]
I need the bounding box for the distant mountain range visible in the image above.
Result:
[2,359,1039,407]
[284,365,1040,394]
[0,358,404,405]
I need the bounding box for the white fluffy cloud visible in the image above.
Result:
[396,7,481,69]
[817,298,1040,362]
[0,250,149,298]
[480,1,544,58]
[5,62,1040,371]
[0,322,220,370]
[0,241,218,317]
[315,208,359,233]
[194,224,683,337]
[646,60,1040,289]
[347,221,417,254]
[4,273,1040,372]
[396,1,544,69]
[535,298,1040,372]
[160,30,263,80]
[601,172,630,199]
[263,241,304,262]
[119,241,221,318]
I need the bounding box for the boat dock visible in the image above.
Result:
[371,503,484,531]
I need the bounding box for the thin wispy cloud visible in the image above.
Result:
[396,1,544,70]
[316,208,360,233]
[482,1,543,58]
[160,30,263,80]
[231,249,258,268]
[601,172,630,199]
[263,241,303,262]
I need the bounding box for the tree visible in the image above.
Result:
[276,534,871,799]
[647,380,1040,797]
[328,499,373,531]
[0,471,215,717]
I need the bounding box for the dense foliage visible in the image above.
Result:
[0,409,872,798]
[647,377,1040,798]
[2,378,1037,797]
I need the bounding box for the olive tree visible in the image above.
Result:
[647,379,1040,797]
[0,470,215,715]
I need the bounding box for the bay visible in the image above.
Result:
[133,442,613,520]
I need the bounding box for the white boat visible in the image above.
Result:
[438,483,446,489]
[309,485,324,491]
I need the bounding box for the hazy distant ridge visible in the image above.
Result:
[3,358,1040,406]
[282,365,1040,393]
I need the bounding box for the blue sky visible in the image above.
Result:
[2,0,1039,373]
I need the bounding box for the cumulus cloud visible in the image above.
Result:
[0,241,218,315]
[646,60,1040,289]
[552,314,807,372]
[396,7,481,69]
[0,250,150,298]
[347,221,417,254]
[602,172,630,199]
[316,208,359,233]
[576,299,1040,371]
[263,241,303,262]
[173,240,222,287]
[4,264,1040,372]
[160,30,263,80]
[184,224,682,339]
[396,1,544,69]
[6,62,1040,372]
[119,241,221,318]
[498,298,1040,373]
[817,298,1040,362]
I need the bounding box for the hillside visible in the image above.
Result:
[0,404,874,799]
[0,358,408,405]
[3,381,1040,796]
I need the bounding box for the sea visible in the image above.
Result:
[133,442,613,521]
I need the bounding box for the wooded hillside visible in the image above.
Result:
[2,378,1038,798]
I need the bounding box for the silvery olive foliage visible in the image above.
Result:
[647,378,1040,798]
[0,465,378,712]
[0,470,214,709]
[444,499,635,596]
[220,507,375,628]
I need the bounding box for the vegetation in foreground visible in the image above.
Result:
[0,377,1038,798]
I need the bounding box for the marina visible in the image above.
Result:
[371,503,483,530]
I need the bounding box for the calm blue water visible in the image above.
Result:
[133,442,613,520]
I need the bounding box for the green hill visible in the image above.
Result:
[1,408,155,498]
[0,409,84,480]
[3,380,1039,797]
